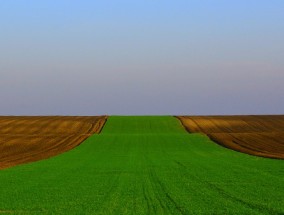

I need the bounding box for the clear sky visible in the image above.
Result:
[0,1,283,115]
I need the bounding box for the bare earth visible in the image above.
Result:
[177,115,284,159]
[0,116,107,169]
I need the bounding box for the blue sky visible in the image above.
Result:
[0,1,283,115]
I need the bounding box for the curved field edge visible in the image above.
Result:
[0,116,107,170]
[176,115,284,159]
[0,116,283,214]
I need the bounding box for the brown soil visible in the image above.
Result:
[0,116,107,169]
[177,115,284,159]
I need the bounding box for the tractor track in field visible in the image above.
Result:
[149,169,186,215]
[202,180,282,215]
[173,159,281,214]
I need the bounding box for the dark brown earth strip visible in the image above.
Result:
[0,116,107,169]
[177,116,284,159]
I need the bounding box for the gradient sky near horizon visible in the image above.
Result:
[0,1,283,115]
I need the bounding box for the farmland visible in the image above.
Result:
[177,115,284,159]
[0,116,107,169]
[0,116,283,214]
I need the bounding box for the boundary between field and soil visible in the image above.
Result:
[176,115,284,160]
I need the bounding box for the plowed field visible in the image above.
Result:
[0,116,107,169]
[177,115,284,159]
[0,116,283,214]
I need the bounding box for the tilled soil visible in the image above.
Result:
[0,116,107,169]
[177,115,284,159]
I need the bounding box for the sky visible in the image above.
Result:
[0,0,283,115]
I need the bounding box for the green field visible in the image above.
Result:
[0,116,283,214]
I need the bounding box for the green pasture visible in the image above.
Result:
[0,116,283,214]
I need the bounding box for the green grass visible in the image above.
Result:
[0,116,283,214]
